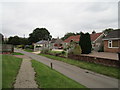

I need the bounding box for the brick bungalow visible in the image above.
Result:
[102,30,120,53]
[64,32,105,51]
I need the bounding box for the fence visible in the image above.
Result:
[0,44,14,53]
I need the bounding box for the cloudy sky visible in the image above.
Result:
[1,0,119,38]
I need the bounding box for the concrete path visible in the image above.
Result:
[14,55,38,88]
[15,49,119,88]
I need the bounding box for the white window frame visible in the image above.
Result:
[108,40,119,48]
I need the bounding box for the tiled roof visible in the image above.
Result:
[103,30,120,40]
[64,33,102,43]
[64,35,80,43]
[90,33,102,41]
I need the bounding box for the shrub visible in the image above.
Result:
[73,44,82,55]
[17,45,24,48]
[62,51,65,54]
[41,48,50,54]
[29,45,34,49]
[63,48,67,51]
[98,45,104,52]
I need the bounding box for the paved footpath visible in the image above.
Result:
[14,55,38,88]
[15,49,119,88]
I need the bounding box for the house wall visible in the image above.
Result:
[104,40,120,53]
[93,33,105,51]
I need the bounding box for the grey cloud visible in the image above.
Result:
[2,2,118,38]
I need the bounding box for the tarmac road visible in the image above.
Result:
[15,49,119,89]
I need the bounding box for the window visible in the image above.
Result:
[112,40,119,47]
[108,40,112,48]
[108,40,119,48]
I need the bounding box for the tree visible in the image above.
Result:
[28,28,52,44]
[0,33,4,44]
[79,32,92,54]
[76,31,83,35]
[61,32,75,40]
[7,36,20,45]
[92,30,96,34]
[19,38,29,45]
[102,28,114,34]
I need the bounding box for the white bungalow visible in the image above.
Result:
[33,40,48,51]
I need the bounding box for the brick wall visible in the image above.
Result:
[104,40,120,53]
[68,54,119,67]
[45,52,119,68]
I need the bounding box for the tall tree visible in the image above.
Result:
[19,38,29,45]
[79,32,92,54]
[8,36,20,45]
[28,28,52,44]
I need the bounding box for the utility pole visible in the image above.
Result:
[23,34,25,38]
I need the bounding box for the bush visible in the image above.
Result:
[29,45,34,49]
[63,48,67,51]
[17,45,24,49]
[68,49,74,55]
[61,51,65,54]
[98,45,104,52]
[41,48,50,54]
[73,44,82,55]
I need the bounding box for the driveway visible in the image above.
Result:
[15,49,119,88]
[82,51,118,60]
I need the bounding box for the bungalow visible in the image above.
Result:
[102,30,120,53]
[33,40,48,51]
[64,32,105,51]
[50,38,63,49]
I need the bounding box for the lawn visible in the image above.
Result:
[31,60,86,88]
[2,55,22,88]
[48,50,62,54]
[24,49,33,52]
[12,52,24,55]
[40,54,119,79]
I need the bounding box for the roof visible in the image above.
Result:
[64,33,103,43]
[35,40,48,44]
[64,35,80,43]
[90,33,102,41]
[103,30,120,40]
[55,39,63,44]
[50,38,57,43]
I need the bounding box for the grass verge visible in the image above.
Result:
[39,53,119,79]
[31,60,86,88]
[2,55,22,88]
[12,52,24,55]
[24,49,33,52]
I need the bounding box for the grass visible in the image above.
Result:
[24,49,33,52]
[39,53,119,79]
[48,50,62,54]
[31,60,86,88]
[2,55,22,88]
[48,50,67,57]
[12,52,24,55]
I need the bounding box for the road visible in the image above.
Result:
[15,49,119,88]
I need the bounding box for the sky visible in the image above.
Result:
[0,0,119,38]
